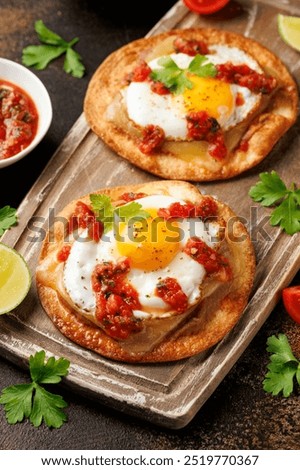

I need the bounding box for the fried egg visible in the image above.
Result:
[63,195,220,321]
[124,45,262,139]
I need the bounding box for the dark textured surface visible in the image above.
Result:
[0,0,300,450]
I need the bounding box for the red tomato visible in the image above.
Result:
[138,124,165,155]
[155,277,188,313]
[57,245,71,263]
[282,286,300,324]
[183,0,230,15]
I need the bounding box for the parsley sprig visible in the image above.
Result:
[151,54,216,94]
[0,206,17,236]
[0,350,70,428]
[249,171,300,235]
[22,20,85,78]
[90,194,150,234]
[263,334,300,397]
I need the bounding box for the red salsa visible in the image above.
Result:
[186,111,227,160]
[235,92,245,106]
[238,139,249,152]
[91,258,142,340]
[216,63,277,94]
[120,192,148,202]
[173,37,209,56]
[129,61,151,83]
[184,237,232,282]
[158,197,218,220]
[68,201,103,243]
[155,277,188,313]
[57,245,71,262]
[138,124,165,155]
[150,81,170,95]
[0,79,38,160]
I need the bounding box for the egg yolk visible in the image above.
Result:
[183,75,234,121]
[116,208,181,271]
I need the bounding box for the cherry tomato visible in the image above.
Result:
[183,0,230,15]
[282,286,300,324]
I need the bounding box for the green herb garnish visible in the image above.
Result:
[249,171,300,235]
[151,54,216,94]
[0,206,17,236]
[115,202,150,223]
[22,20,85,78]
[263,334,300,397]
[0,350,70,428]
[90,194,150,234]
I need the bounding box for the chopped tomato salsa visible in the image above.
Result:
[158,197,218,220]
[127,60,151,83]
[138,124,165,155]
[184,237,232,281]
[208,132,227,160]
[87,219,103,242]
[57,245,71,262]
[92,258,142,340]
[156,277,188,313]
[186,111,227,160]
[150,81,170,95]
[173,37,209,56]
[0,80,38,160]
[120,192,148,202]
[235,92,245,106]
[238,139,249,152]
[216,63,277,94]
[68,201,103,242]
[126,60,171,96]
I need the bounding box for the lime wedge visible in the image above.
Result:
[0,242,31,314]
[278,14,300,52]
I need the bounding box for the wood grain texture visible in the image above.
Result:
[0,0,299,428]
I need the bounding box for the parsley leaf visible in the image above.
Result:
[0,206,17,236]
[115,201,150,222]
[150,54,216,94]
[63,46,85,78]
[0,350,70,428]
[249,171,287,206]
[0,384,34,424]
[151,57,190,94]
[22,20,85,78]
[249,171,300,235]
[263,334,300,397]
[90,194,150,234]
[90,194,114,218]
[188,54,217,78]
[29,350,70,384]
[22,45,67,70]
[34,19,69,47]
[90,194,114,234]
[270,195,300,235]
[30,384,68,428]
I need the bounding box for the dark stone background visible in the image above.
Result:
[0,0,299,450]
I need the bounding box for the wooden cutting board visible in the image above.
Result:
[1,0,299,428]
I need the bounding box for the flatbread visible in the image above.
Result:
[36,181,255,362]
[84,28,298,181]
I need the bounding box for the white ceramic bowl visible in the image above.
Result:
[0,58,52,169]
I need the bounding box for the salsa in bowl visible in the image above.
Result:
[0,58,52,169]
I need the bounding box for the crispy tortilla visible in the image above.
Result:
[36,181,255,362]
[84,28,298,181]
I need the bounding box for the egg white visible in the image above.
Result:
[63,195,220,320]
[124,45,262,139]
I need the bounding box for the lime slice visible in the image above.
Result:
[0,242,31,314]
[278,14,300,52]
